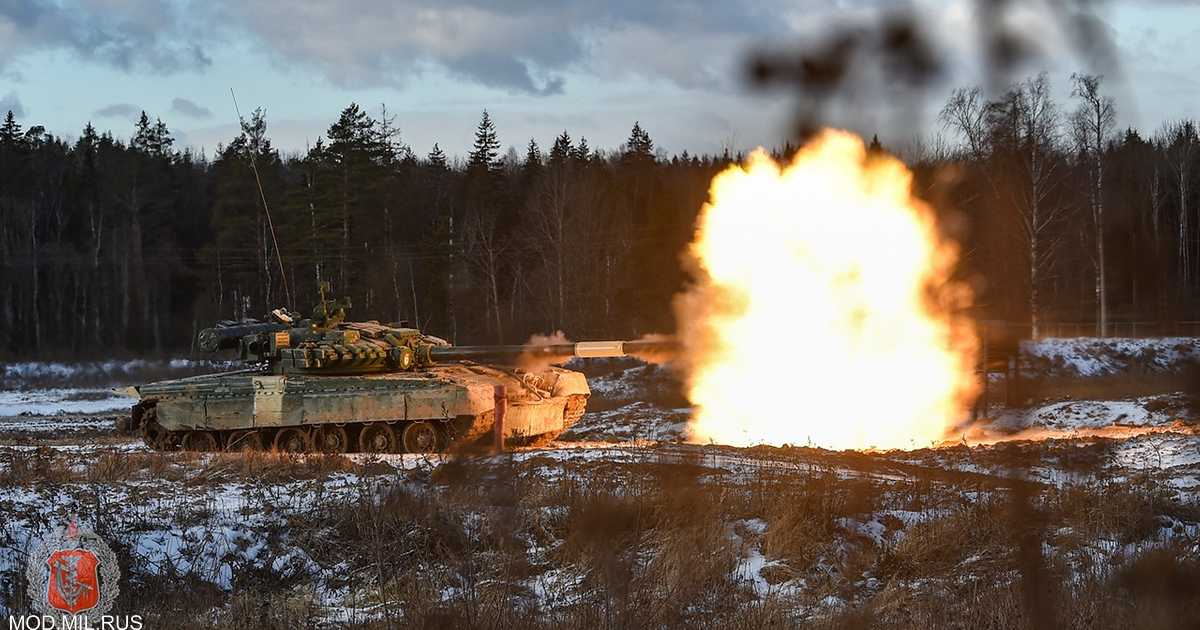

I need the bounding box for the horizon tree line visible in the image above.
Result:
[0,73,1197,358]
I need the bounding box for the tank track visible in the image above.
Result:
[508,394,589,448]
[563,394,588,429]
[128,400,460,454]
[125,394,590,454]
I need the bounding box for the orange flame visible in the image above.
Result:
[675,130,978,450]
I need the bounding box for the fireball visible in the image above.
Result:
[676,130,977,450]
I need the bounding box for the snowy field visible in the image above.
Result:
[0,339,1197,626]
[1022,336,1200,377]
[0,388,134,417]
[1,358,235,389]
[0,435,1197,626]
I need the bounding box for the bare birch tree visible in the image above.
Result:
[941,76,1069,338]
[1070,73,1115,336]
[530,160,571,331]
[939,86,991,161]
[463,210,507,342]
[1157,120,1197,294]
[1009,74,1071,339]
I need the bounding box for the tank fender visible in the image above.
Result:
[549,369,590,397]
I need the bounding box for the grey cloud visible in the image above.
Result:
[94,103,140,118]
[0,91,24,117]
[214,0,801,96]
[171,97,213,119]
[445,53,565,96]
[0,0,212,74]
[0,0,808,96]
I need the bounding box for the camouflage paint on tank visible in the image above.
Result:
[135,362,590,438]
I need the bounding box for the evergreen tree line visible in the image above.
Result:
[0,73,1196,358]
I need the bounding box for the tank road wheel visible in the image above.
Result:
[182,431,219,452]
[127,400,156,434]
[143,420,177,451]
[358,423,398,454]
[565,395,588,425]
[402,421,441,454]
[274,428,311,453]
[314,425,350,454]
[226,430,263,452]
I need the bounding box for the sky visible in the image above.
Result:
[0,0,1197,160]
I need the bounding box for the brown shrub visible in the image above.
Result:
[0,447,77,484]
[558,488,646,563]
[761,473,848,568]
[192,451,363,485]
[86,449,141,483]
[879,496,1010,580]
[1052,478,1166,545]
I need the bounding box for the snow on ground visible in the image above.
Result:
[1,358,235,389]
[1022,336,1199,377]
[585,364,669,399]
[986,393,1194,433]
[0,424,1195,623]
[0,388,134,416]
[731,518,788,597]
[1112,433,1200,471]
[0,460,376,621]
[571,358,686,406]
[0,414,118,437]
[564,402,689,442]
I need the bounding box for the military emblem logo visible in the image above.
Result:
[26,520,120,623]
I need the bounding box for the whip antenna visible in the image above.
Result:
[231,88,292,308]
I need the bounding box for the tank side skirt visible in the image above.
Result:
[133,366,591,451]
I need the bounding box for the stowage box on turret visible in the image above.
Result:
[122,291,675,454]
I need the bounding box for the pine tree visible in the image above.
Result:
[321,102,380,291]
[237,108,275,162]
[326,103,376,159]
[132,111,154,152]
[623,122,654,163]
[427,143,447,170]
[153,117,174,155]
[78,122,98,150]
[572,137,590,164]
[373,104,409,166]
[524,138,543,170]
[468,110,500,171]
[0,110,21,146]
[399,145,418,167]
[74,123,100,203]
[549,131,572,167]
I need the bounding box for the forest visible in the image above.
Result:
[0,72,1197,358]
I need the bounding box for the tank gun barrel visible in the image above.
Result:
[428,339,678,364]
[197,322,289,352]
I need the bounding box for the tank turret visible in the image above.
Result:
[195,289,452,373]
[197,290,676,374]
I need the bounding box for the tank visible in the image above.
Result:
[121,289,676,454]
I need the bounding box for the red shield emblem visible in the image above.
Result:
[46,549,100,614]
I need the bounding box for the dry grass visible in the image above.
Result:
[193,451,362,484]
[0,447,77,485]
[1052,476,1168,545]
[1,441,1197,628]
[879,495,1011,580]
